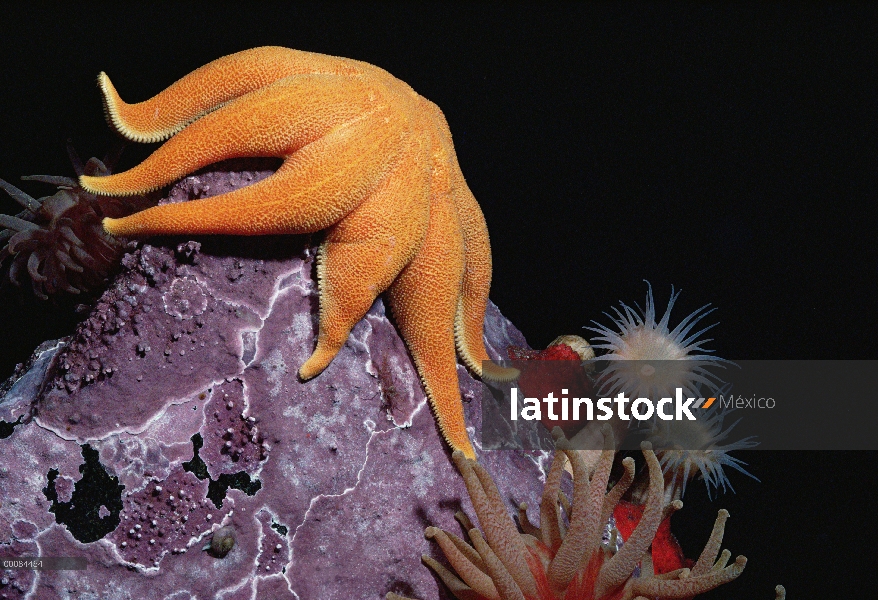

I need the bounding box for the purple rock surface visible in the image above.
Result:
[0,164,551,600]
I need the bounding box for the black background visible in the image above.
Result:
[1,3,874,597]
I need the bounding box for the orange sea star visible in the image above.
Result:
[78,46,518,458]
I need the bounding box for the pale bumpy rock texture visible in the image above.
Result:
[0,164,550,600]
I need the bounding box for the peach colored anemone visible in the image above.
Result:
[389,426,784,600]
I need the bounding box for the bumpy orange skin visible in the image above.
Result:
[80,46,519,458]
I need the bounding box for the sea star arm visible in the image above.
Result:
[99,46,365,143]
[451,168,518,383]
[429,106,519,383]
[82,76,407,236]
[387,144,473,457]
[299,133,431,379]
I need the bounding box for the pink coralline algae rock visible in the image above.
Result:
[0,163,551,600]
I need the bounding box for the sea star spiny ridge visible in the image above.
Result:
[79,46,518,458]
